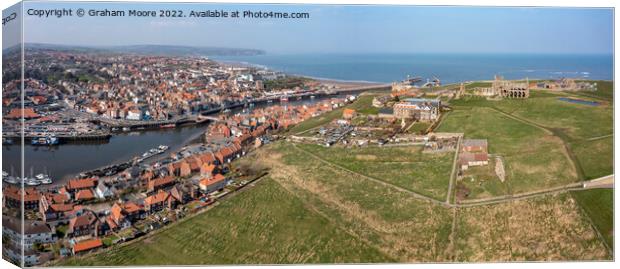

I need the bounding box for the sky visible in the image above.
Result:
[8,1,615,54]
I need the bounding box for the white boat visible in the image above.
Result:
[26,178,41,186]
[158,145,169,151]
[39,177,52,184]
[2,171,8,177]
[3,176,18,184]
[35,174,52,184]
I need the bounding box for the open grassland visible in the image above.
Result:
[465,82,492,89]
[296,143,454,200]
[58,177,392,266]
[407,122,431,134]
[454,193,611,261]
[437,106,577,198]
[262,142,454,262]
[571,189,614,250]
[450,82,613,180]
[571,137,614,180]
[347,94,380,114]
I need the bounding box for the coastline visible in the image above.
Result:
[212,58,388,87]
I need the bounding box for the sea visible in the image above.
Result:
[211,53,614,84]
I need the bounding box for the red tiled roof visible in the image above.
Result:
[144,190,169,206]
[49,203,74,212]
[67,178,97,190]
[73,239,102,253]
[123,202,141,213]
[5,108,40,119]
[3,186,40,202]
[199,174,226,187]
[148,176,175,190]
[110,203,124,222]
[75,189,95,200]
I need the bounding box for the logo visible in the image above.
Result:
[2,12,17,26]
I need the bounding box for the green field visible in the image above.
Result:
[408,122,431,134]
[450,82,613,180]
[58,177,392,266]
[571,188,614,250]
[297,143,454,200]
[347,94,380,114]
[437,106,577,198]
[265,142,454,262]
[454,193,610,261]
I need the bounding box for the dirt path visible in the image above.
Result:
[586,133,613,141]
[446,136,462,204]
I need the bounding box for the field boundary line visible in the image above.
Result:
[455,183,584,207]
[290,143,449,207]
[586,134,613,141]
[570,191,614,256]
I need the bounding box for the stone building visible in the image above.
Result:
[460,139,489,170]
[393,98,441,122]
[492,75,530,98]
[471,76,530,99]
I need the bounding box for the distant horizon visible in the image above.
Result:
[6,42,615,56]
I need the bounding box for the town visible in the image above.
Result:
[1,48,613,266]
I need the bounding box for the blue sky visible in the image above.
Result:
[17,2,614,54]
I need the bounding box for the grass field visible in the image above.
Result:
[450,82,613,180]
[408,122,431,134]
[571,188,614,250]
[454,193,611,261]
[296,143,454,200]
[58,177,392,266]
[347,94,380,115]
[263,142,454,262]
[571,137,614,180]
[437,106,577,198]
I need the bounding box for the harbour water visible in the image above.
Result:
[2,125,207,185]
[1,96,338,186]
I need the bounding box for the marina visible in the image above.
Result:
[1,94,345,187]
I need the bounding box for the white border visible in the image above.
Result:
[0,1,617,269]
